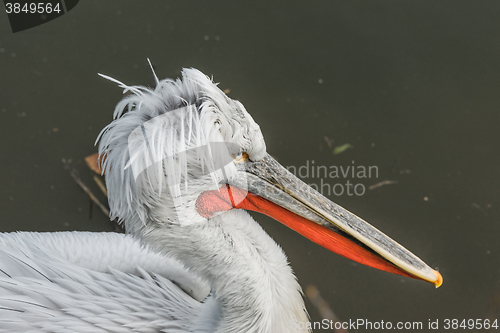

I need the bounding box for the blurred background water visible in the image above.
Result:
[1,1,499,331]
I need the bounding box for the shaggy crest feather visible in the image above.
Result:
[97,68,266,229]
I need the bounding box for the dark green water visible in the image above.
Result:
[1,1,499,332]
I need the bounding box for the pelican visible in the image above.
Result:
[0,66,442,333]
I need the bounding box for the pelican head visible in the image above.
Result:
[98,66,441,333]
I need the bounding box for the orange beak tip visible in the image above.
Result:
[433,270,443,288]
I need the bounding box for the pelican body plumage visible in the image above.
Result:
[0,66,442,333]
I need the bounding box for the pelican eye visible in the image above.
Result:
[233,152,249,163]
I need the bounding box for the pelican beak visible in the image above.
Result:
[196,153,442,288]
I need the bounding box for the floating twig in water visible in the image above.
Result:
[306,285,348,333]
[471,203,487,216]
[368,180,398,190]
[324,136,334,149]
[64,161,109,216]
[93,175,108,197]
[484,292,500,327]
